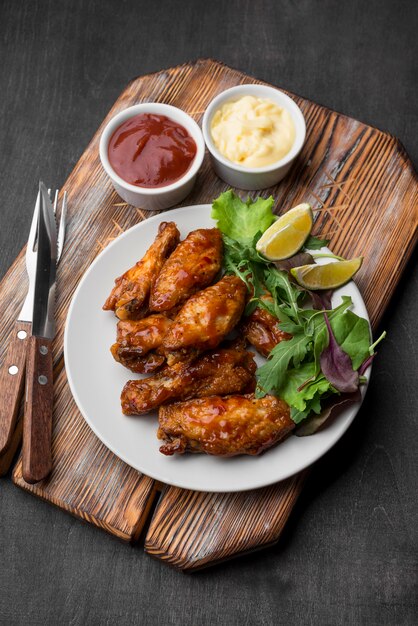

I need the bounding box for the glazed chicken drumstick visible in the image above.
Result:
[158,393,294,456]
[149,228,222,312]
[162,274,247,365]
[110,314,173,373]
[121,345,256,415]
[103,221,180,320]
[242,296,291,357]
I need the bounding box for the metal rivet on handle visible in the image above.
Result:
[17,330,27,340]
[39,345,48,355]
[38,375,48,385]
[9,365,18,375]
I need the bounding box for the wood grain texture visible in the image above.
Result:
[0,411,23,477]
[13,364,157,540]
[2,58,415,565]
[145,473,308,570]
[22,336,54,483]
[0,319,31,454]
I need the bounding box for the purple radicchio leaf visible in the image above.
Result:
[295,388,362,436]
[320,312,359,393]
[358,353,375,376]
[274,252,315,272]
[309,289,334,310]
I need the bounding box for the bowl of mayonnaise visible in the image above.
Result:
[202,84,306,190]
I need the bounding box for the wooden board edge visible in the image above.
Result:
[126,57,418,170]
[131,480,162,543]
[144,472,307,571]
[0,248,25,292]
[12,460,159,543]
[124,57,212,89]
[0,414,22,476]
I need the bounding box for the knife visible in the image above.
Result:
[22,182,58,483]
[0,191,41,457]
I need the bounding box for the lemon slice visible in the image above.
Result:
[290,257,363,290]
[256,203,313,260]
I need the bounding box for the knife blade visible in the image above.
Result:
[32,182,57,338]
[22,181,57,483]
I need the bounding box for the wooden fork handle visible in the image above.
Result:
[22,335,54,484]
[0,320,31,455]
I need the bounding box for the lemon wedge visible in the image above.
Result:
[290,257,363,290]
[256,203,313,260]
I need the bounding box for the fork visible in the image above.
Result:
[0,188,67,457]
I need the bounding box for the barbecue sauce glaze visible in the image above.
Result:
[108,113,197,188]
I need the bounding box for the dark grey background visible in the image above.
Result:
[0,1,417,624]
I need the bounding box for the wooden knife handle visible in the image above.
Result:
[22,335,54,483]
[0,320,31,455]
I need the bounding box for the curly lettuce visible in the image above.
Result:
[211,190,275,246]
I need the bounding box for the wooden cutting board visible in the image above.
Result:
[1,59,416,569]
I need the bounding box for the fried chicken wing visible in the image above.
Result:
[111,348,166,373]
[162,275,247,364]
[149,228,222,312]
[103,221,180,320]
[110,314,172,373]
[158,393,294,456]
[121,346,256,415]
[243,297,291,357]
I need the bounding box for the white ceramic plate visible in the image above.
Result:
[64,205,370,493]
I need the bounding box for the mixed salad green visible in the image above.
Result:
[211,190,385,433]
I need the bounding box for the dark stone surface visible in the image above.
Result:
[0,1,416,624]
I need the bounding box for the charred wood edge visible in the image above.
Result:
[10,348,159,543]
[144,471,309,571]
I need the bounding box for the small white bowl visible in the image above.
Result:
[202,84,306,190]
[99,103,205,211]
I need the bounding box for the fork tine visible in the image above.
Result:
[27,189,41,253]
[53,189,59,215]
[57,191,67,263]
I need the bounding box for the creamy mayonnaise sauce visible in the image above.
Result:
[210,95,295,168]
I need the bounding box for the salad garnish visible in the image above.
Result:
[211,190,385,431]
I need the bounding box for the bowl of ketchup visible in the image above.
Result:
[100,103,205,210]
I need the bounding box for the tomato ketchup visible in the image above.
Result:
[108,113,197,188]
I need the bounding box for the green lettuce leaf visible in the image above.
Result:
[211,190,275,245]
[278,363,334,423]
[255,297,353,399]
[255,333,311,396]
[331,310,371,370]
[263,266,306,325]
[311,308,371,372]
[303,234,330,250]
[222,234,267,314]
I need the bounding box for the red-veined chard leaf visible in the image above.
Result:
[320,312,359,393]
